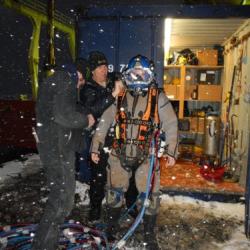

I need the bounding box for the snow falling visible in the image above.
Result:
[0,154,250,249]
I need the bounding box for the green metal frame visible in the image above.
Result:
[242,0,250,4]
[1,0,75,100]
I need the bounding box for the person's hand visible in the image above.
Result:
[87,114,95,128]
[91,152,100,164]
[166,156,176,167]
[77,71,86,89]
[112,80,124,97]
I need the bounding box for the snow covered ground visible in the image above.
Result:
[0,154,41,186]
[0,154,250,249]
[160,195,248,250]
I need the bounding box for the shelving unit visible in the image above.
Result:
[164,65,224,152]
[163,65,224,119]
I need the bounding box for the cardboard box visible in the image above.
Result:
[197,49,218,66]
[164,84,180,99]
[198,85,222,101]
[189,117,205,133]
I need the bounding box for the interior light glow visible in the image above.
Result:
[164,18,172,66]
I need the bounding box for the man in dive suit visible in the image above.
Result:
[91,55,178,249]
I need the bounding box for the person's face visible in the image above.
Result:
[77,71,85,89]
[130,68,146,81]
[92,64,108,84]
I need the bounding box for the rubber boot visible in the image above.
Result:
[106,207,122,241]
[125,170,139,219]
[143,215,160,250]
[88,201,102,222]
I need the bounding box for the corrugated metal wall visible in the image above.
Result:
[170,18,246,50]
[222,19,250,186]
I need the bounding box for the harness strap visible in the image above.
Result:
[138,87,159,142]
[120,138,149,146]
[120,118,154,126]
[113,87,160,160]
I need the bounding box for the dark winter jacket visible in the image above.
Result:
[36,66,89,153]
[79,76,116,121]
[79,75,117,148]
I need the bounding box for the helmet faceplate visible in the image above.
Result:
[123,55,154,92]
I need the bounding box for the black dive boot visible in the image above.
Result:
[143,215,160,250]
[125,171,139,219]
[106,207,122,241]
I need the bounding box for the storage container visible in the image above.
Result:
[198,85,222,101]
[163,84,180,99]
[197,49,218,66]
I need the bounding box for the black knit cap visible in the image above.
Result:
[75,57,88,78]
[88,51,108,71]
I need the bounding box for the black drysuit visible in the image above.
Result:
[32,66,89,250]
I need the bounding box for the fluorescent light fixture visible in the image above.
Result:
[164,18,172,66]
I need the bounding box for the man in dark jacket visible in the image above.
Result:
[31,59,95,250]
[79,51,124,222]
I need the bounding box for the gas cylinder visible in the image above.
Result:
[204,115,221,156]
